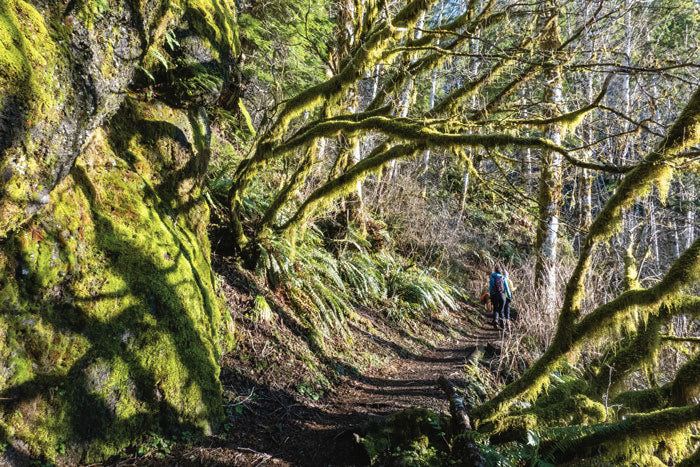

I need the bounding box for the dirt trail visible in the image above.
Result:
[200,309,501,467]
[122,305,501,466]
[333,312,500,419]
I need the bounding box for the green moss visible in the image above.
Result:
[360,408,452,465]
[227,0,437,242]
[612,385,670,413]
[184,0,240,58]
[541,404,700,464]
[0,99,233,461]
[0,0,67,233]
[588,314,662,398]
[518,380,607,427]
[281,143,417,237]
[0,1,62,117]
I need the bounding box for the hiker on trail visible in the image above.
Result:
[489,266,512,329]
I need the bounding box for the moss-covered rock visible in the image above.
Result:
[0,0,240,238]
[0,97,234,462]
[0,0,240,462]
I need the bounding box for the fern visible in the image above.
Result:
[252,224,460,347]
[151,49,169,71]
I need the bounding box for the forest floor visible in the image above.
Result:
[106,258,502,466]
[215,314,500,466]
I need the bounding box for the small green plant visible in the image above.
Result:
[250,295,273,323]
[296,382,323,401]
[164,30,180,51]
[137,432,172,458]
[179,430,198,444]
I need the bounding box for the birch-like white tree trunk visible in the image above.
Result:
[686,184,696,249]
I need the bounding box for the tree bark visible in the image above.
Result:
[437,374,485,467]
[534,1,564,309]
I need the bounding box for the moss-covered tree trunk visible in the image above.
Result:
[534,1,564,309]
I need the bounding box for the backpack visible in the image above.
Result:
[493,274,505,294]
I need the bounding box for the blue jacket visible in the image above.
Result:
[489,273,511,299]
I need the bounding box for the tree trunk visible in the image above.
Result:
[534,1,563,308]
[649,194,661,268]
[437,374,486,467]
[686,184,696,249]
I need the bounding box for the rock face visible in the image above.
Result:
[0,0,239,461]
[0,0,240,237]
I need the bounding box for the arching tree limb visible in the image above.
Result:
[280,143,417,236]
[542,403,700,463]
[473,236,700,423]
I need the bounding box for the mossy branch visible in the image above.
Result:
[542,403,700,463]
[671,350,700,406]
[588,315,663,397]
[287,105,392,141]
[474,237,700,423]
[558,86,700,331]
[368,4,504,111]
[465,7,606,123]
[428,57,512,117]
[612,385,672,413]
[560,152,633,174]
[498,74,611,128]
[573,237,700,344]
[280,143,418,236]
[611,352,700,413]
[226,1,436,250]
[259,144,319,233]
[274,115,570,159]
[270,0,436,134]
[469,62,556,121]
[661,295,700,319]
[661,335,700,344]
[515,381,606,428]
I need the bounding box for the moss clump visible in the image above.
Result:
[184,0,240,59]
[0,98,232,462]
[612,385,671,414]
[541,403,700,465]
[0,0,68,233]
[360,408,452,465]
[510,380,607,429]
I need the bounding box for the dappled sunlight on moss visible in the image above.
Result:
[0,99,233,461]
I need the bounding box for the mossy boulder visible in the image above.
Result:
[0,0,241,462]
[0,0,240,237]
[0,96,234,462]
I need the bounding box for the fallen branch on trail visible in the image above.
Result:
[437,375,485,467]
[438,376,472,431]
